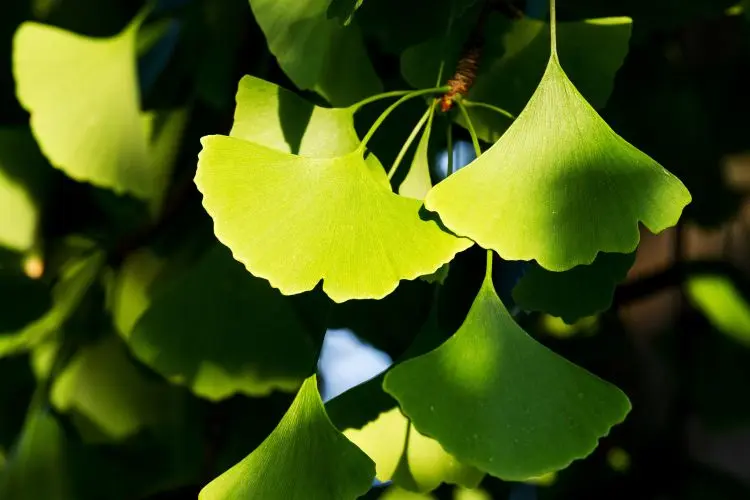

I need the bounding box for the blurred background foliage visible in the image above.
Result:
[0,0,749,499]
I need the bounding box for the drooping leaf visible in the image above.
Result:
[384,270,631,480]
[248,0,381,106]
[51,335,178,441]
[199,375,375,499]
[399,104,436,200]
[687,275,750,346]
[0,250,103,356]
[328,0,365,26]
[126,244,318,400]
[402,15,633,142]
[513,252,636,323]
[230,75,360,157]
[12,13,150,198]
[425,56,690,271]
[196,137,471,302]
[0,127,50,253]
[0,410,71,500]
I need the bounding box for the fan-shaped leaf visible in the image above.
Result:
[125,245,318,400]
[513,252,636,323]
[196,137,471,302]
[248,0,381,106]
[383,270,631,480]
[425,57,690,271]
[398,104,435,200]
[199,375,375,499]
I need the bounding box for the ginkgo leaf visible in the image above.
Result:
[196,136,471,302]
[327,371,483,493]
[230,75,359,157]
[0,410,71,500]
[425,56,691,271]
[0,127,50,253]
[402,15,633,142]
[125,245,318,400]
[383,269,631,480]
[399,104,435,200]
[513,252,636,323]
[12,13,151,199]
[248,0,381,106]
[199,375,375,500]
[51,335,177,441]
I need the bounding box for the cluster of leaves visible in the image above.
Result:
[0,0,749,499]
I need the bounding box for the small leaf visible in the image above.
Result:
[230,75,360,157]
[126,245,318,400]
[399,104,435,200]
[383,272,631,480]
[0,127,50,253]
[0,410,71,500]
[51,335,177,441]
[381,487,436,500]
[196,137,471,302]
[248,0,381,106]
[687,275,750,346]
[199,375,375,499]
[425,57,690,271]
[513,252,636,323]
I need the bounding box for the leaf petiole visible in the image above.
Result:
[456,100,482,157]
[387,101,436,180]
[462,100,516,121]
[349,90,420,111]
[358,87,449,152]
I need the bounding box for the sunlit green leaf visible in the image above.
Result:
[13,11,183,206]
[199,375,375,499]
[230,75,359,157]
[687,275,750,346]
[454,486,492,500]
[51,335,178,441]
[381,487,436,500]
[248,0,381,106]
[0,410,71,500]
[399,104,435,200]
[384,271,631,480]
[13,13,149,198]
[513,252,636,323]
[403,15,632,143]
[196,137,471,302]
[0,250,103,356]
[125,244,318,400]
[0,127,50,253]
[425,56,690,271]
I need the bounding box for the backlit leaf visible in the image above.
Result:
[199,375,375,499]
[513,252,636,323]
[384,270,631,480]
[425,56,690,271]
[399,104,435,200]
[248,0,381,106]
[196,137,471,302]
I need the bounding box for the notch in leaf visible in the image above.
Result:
[199,375,375,500]
[383,255,631,480]
[424,3,690,272]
